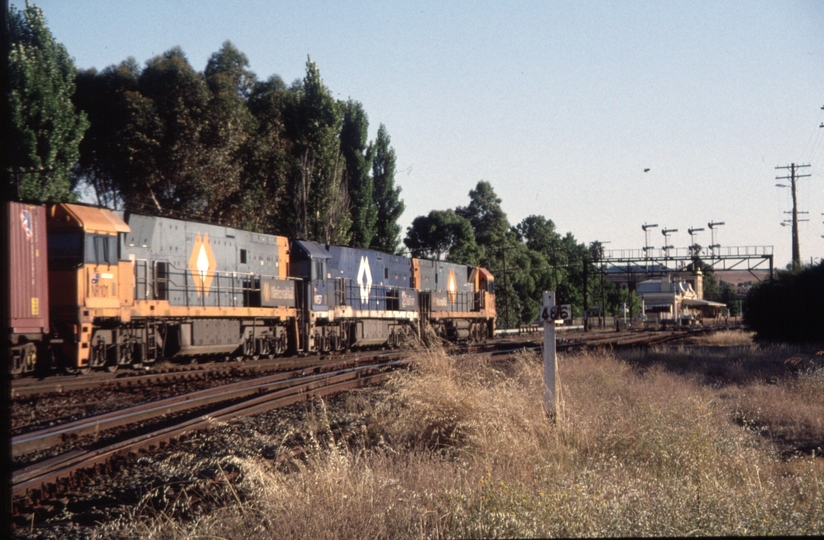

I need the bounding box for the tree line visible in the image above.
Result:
[7,2,743,328]
[404,180,643,328]
[6,3,403,253]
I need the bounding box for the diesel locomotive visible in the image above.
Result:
[3,201,496,377]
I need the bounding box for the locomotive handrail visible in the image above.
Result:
[134,259,298,308]
[337,278,417,311]
[419,289,478,313]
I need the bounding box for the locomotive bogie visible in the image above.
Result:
[10,341,39,378]
[241,322,288,357]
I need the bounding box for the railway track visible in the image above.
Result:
[12,325,729,396]
[12,358,401,516]
[11,349,404,399]
[11,326,724,520]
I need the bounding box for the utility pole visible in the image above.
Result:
[776,163,811,270]
[601,262,606,329]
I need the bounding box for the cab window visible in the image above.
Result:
[85,234,118,265]
[311,260,325,281]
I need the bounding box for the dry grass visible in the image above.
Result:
[688,329,757,346]
[101,338,824,538]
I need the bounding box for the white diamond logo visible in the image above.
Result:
[357,256,372,305]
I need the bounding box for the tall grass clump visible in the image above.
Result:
[103,345,824,539]
[691,329,756,346]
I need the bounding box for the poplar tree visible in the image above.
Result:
[370,124,404,254]
[8,1,88,201]
[284,57,350,244]
[340,100,376,248]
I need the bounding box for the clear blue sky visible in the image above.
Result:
[16,0,824,269]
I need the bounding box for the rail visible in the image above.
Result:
[12,359,401,504]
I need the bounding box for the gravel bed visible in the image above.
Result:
[12,385,388,539]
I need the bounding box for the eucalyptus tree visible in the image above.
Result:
[456,180,509,252]
[73,59,140,208]
[370,124,404,254]
[452,182,554,326]
[243,74,293,233]
[200,41,258,225]
[8,1,88,201]
[404,209,482,265]
[515,215,566,290]
[111,47,215,219]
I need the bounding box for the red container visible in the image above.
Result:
[2,201,49,339]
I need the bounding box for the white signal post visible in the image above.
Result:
[541,291,558,418]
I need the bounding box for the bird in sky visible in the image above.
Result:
[644,168,650,172]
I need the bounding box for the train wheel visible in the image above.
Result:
[277,335,287,355]
[88,339,107,372]
[56,352,77,375]
[258,338,271,358]
[120,342,134,367]
[243,338,258,360]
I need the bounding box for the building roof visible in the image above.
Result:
[681,298,727,308]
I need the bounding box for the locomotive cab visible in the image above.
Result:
[47,204,132,371]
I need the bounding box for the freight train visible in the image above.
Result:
[2,201,496,377]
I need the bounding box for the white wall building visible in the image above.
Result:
[636,272,725,324]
